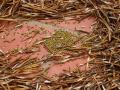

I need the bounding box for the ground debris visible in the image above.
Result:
[0,0,120,90]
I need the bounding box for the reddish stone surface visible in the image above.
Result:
[0,18,95,77]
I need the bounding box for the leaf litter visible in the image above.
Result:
[0,0,120,90]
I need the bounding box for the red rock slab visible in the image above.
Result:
[0,17,95,77]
